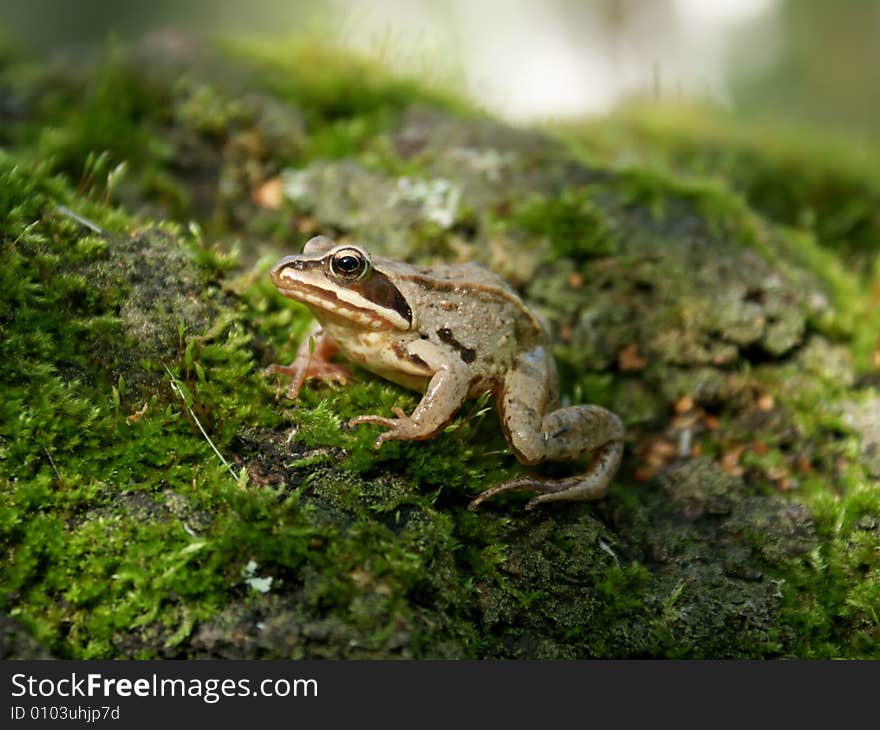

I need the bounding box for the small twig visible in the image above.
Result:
[163,363,239,483]
[55,205,106,235]
[43,446,61,481]
[599,540,620,567]
[678,427,692,459]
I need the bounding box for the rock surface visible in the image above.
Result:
[0,37,877,658]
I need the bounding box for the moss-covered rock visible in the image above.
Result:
[1,37,878,659]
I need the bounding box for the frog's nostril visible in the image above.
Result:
[271,256,302,280]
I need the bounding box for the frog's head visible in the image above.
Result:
[271,236,413,331]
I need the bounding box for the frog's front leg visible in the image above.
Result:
[469,347,624,511]
[349,339,470,448]
[265,323,352,399]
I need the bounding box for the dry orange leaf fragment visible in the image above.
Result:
[795,455,813,474]
[633,466,658,482]
[720,445,745,476]
[252,176,284,210]
[757,394,775,412]
[125,402,149,425]
[636,437,677,466]
[296,216,319,235]
[674,395,694,414]
[618,343,647,371]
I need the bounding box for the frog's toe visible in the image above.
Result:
[263,362,291,377]
[348,414,393,430]
[524,491,566,510]
[469,473,608,511]
[374,430,397,449]
[349,414,402,448]
[467,477,535,511]
[312,362,352,385]
[349,412,424,447]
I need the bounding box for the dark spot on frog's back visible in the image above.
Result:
[437,327,476,363]
[349,270,413,325]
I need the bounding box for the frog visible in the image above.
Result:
[266,235,624,510]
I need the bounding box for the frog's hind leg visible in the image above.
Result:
[469,353,624,511]
[469,438,623,511]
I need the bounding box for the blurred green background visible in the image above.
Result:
[0,0,877,137]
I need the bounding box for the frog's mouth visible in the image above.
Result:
[272,257,410,331]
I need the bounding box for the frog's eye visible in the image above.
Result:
[329,248,370,280]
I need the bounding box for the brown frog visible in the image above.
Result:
[266,235,624,510]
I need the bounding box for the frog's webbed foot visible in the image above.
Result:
[264,360,351,400]
[468,440,623,511]
[265,360,351,399]
[348,408,424,448]
[264,326,349,399]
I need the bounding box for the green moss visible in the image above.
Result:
[0,150,502,658]
[3,37,880,660]
[218,37,469,167]
[0,151,274,656]
[556,140,877,371]
[556,102,880,267]
[773,479,880,658]
[4,49,174,216]
[510,188,618,260]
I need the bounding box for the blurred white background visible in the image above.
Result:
[332,0,777,121]
[2,0,878,135]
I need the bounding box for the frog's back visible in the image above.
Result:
[386,258,548,391]
[386,258,531,308]
[409,261,510,289]
[390,260,543,333]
